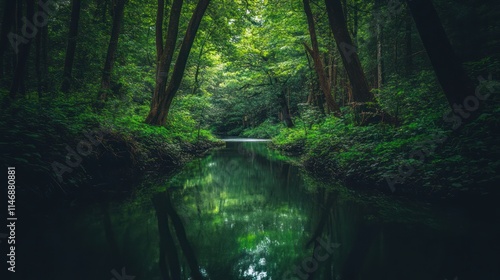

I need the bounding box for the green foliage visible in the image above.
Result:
[272,68,500,195]
[377,71,448,123]
[241,119,282,138]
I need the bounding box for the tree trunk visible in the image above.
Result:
[325,0,373,103]
[404,6,413,76]
[303,0,340,114]
[353,1,358,46]
[152,194,181,280]
[406,0,476,111]
[155,0,165,60]
[12,0,23,72]
[0,0,16,78]
[332,54,338,101]
[304,49,315,105]
[376,19,383,88]
[147,0,183,122]
[191,35,207,95]
[10,0,35,98]
[278,85,294,128]
[97,0,126,101]
[164,192,204,280]
[41,19,49,92]
[35,15,42,96]
[146,0,211,125]
[61,0,82,93]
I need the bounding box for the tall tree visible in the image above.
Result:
[324,0,373,103]
[303,0,340,114]
[97,0,126,101]
[406,0,476,112]
[146,0,211,125]
[374,0,383,88]
[10,0,35,98]
[278,86,294,128]
[404,6,413,76]
[148,0,183,124]
[61,0,82,93]
[269,75,294,128]
[0,0,16,78]
[35,2,48,96]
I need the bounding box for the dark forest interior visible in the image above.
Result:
[1,0,499,279]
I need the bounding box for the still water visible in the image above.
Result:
[16,141,500,279]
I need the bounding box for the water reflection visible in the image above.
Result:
[166,141,313,279]
[17,141,500,280]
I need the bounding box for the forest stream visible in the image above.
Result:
[14,140,500,280]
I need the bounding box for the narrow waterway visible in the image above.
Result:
[16,140,500,280]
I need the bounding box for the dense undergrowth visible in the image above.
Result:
[0,90,223,199]
[266,72,500,198]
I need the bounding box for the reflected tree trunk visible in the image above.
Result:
[164,191,204,280]
[153,193,181,280]
[341,224,379,279]
[101,202,122,268]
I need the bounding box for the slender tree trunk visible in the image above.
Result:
[332,55,338,101]
[304,49,314,105]
[376,20,383,88]
[61,0,82,93]
[13,0,23,71]
[146,0,211,125]
[41,20,49,92]
[191,36,207,95]
[0,0,16,78]
[406,0,475,110]
[35,18,42,96]
[325,0,373,103]
[148,0,183,122]
[152,194,181,280]
[303,0,340,114]
[97,0,126,101]
[277,83,294,128]
[164,193,204,280]
[404,6,413,76]
[10,0,35,98]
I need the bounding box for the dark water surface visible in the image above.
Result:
[15,141,500,279]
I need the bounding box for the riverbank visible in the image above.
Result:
[0,93,224,201]
[270,102,500,200]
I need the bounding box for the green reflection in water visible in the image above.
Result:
[164,141,313,279]
[19,141,500,280]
